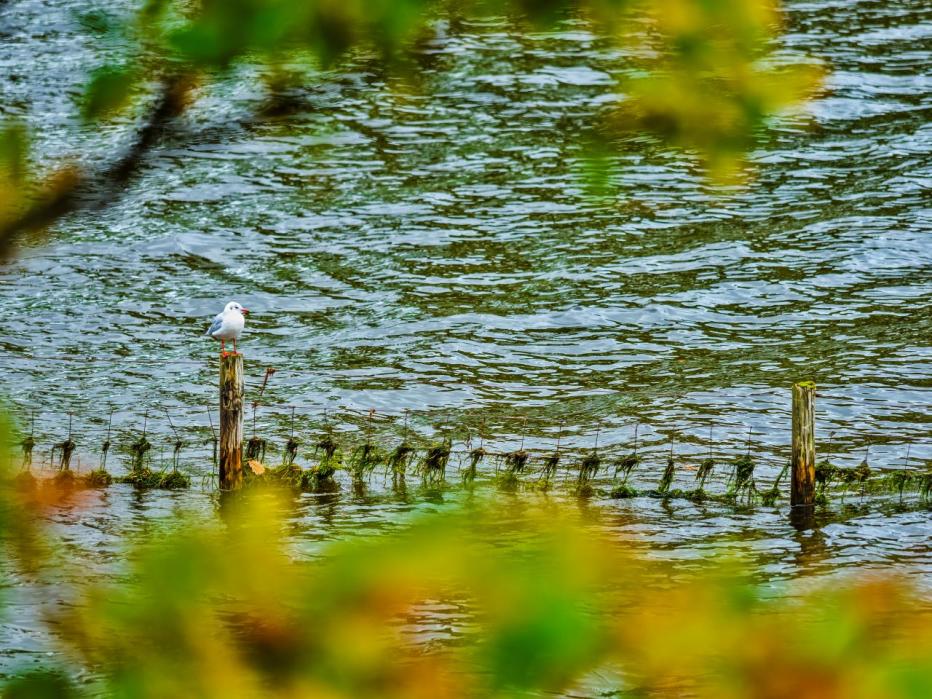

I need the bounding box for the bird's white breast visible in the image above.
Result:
[214,311,245,340]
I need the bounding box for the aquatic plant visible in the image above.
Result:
[283,437,299,467]
[882,470,914,499]
[723,454,757,504]
[851,459,872,484]
[921,473,932,500]
[815,459,836,493]
[613,453,640,483]
[245,435,267,463]
[504,449,529,474]
[577,452,601,486]
[540,452,560,482]
[418,442,451,483]
[495,470,521,491]
[696,458,714,489]
[128,435,151,473]
[657,456,676,495]
[314,433,338,462]
[387,442,416,478]
[463,447,486,483]
[20,433,35,469]
[348,443,387,481]
[759,462,789,507]
[53,438,76,471]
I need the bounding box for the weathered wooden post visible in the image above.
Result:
[791,381,816,507]
[219,353,244,490]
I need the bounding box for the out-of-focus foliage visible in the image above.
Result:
[0,0,823,253]
[1,469,929,698]
[616,0,823,181]
[0,124,31,231]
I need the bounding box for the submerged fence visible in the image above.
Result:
[5,353,931,511]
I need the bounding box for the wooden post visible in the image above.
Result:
[219,353,244,490]
[791,381,816,507]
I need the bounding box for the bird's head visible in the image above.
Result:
[225,301,249,316]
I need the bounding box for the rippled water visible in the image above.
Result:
[0,0,930,682]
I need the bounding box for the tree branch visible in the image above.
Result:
[0,74,189,259]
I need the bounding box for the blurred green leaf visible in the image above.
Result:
[81,65,138,121]
[1,670,80,699]
[0,123,29,184]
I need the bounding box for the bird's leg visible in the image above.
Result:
[220,339,226,355]
[233,338,237,354]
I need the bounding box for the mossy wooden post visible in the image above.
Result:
[791,381,816,508]
[219,353,244,490]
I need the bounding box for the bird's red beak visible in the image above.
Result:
[241,308,250,315]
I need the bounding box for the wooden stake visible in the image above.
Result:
[219,353,244,490]
[791,381,816,507]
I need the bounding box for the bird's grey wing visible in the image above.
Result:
[205,314,224,336]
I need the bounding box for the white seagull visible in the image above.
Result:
[205,301,249,354]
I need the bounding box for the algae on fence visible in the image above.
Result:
[418,442,451,483]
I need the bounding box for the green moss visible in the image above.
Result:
[266,462,303,487]
[159,471,191,489]
[120,468,190,490]
[300,464,338,492]
[119,468,162,489]
[610,484,638,499]
[83,469,113,488]
[53,469,76,490]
